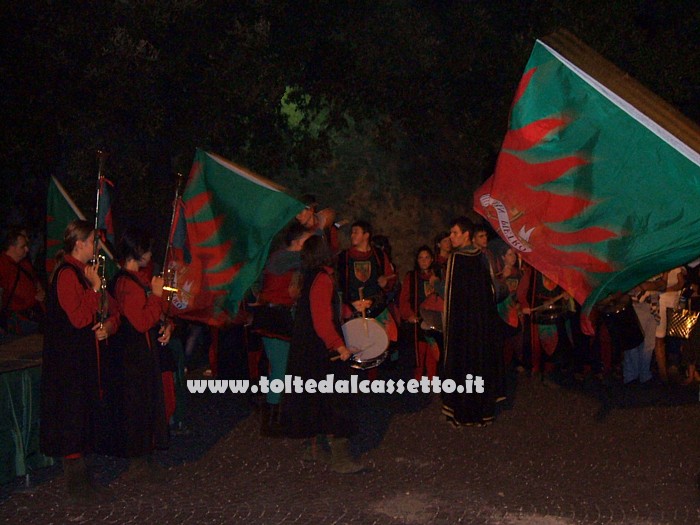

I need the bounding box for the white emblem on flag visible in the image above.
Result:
[479,194,533,253]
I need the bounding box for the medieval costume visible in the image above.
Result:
[98,269,169,457]
[489,239,524,369]
[441,246,504,426]
[517,267,571,375]
[337,245,393,319]
[252,245,302,435]
[40,255,119,456]
[337,244,398,362]
[399,268,441,379]
[281,266,356,439]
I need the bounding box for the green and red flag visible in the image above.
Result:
[474,31,700,313]
[96,175,115,246]
[166,190,189,263]
[169,195,187,253]
[167,149,304,325]
[46,175,117,276]
[46,176,82,274]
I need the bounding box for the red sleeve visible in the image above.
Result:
[57,267,101,329]
[381,251,397,290]
[399,273,416,321]
[0,256,36,311]
[13,261,39,311]
[516,265,533,309]
[115,275,164,333]
[104,291,121,332]
[309,272,345,350]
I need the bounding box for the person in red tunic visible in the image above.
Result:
[399,246,441,380]
[40,220,119,503]
[281,235,364,473]
[252,222,311,435]
[337,221,396,319]
[0,226,45,334]
[103,228,172,482]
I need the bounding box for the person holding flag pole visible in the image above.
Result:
[40,219,119,504]
[102,228,172,482]
[41,150,124,503]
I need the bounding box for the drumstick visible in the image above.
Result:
[330,347,360,362]
[529,293,566,313]
[528,292,567,313]
[359,287,368,336]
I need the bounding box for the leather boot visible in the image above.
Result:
[328,437,364,474]
[63,457,110,504]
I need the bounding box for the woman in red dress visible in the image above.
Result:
[105,228,172,482]
[40,220,119,503]
[399,245,441,380]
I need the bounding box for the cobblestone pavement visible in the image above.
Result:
[1,369,699,524]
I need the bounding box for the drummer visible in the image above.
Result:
[337,220,396,322]
[280,235,364,473]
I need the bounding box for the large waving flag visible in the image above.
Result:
[474,30,700,312]
[46,176,117,276]
[167,149,304,325]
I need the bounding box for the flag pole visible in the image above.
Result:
[92,150,110,327]
[93,150,109,260]
[160,172,185,342]
[92,150,110,400]
[162,171,185,282]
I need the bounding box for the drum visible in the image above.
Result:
[600,301,644,351]
[419,306,443,332]
[532,303,568,325]
[341,317,389,370]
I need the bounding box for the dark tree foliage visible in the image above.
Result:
[1,0,698,265]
